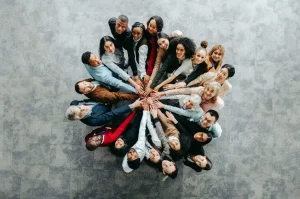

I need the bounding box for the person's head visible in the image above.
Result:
[216,64,235,83]
[65,105,90,120]
[149,148,161,163]
[115,15,129,35]
[109,138,129,157]
[162,160,178,179]
[86,135,103,151]
[192,155,212,170]
[208,44,225,63]
[176,37,196,60]
[202,81,221,102]
[81,52,102,67]
[146,16,164,35]
[200,110,219,128]
[193,132,212,143]
[169,139,181,151]
[192,40,208,65]
[157,32,170,50]
[127,148,139,161]
[115,137,125,149]
[123,148,141,172]
[99,36,117,56]
[131,22,145,41]
[182,94,201,111]
[75,80,94,95]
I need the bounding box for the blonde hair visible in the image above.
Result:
[65,106,81,120]
[202,81,221,103]
[208,45,225,70]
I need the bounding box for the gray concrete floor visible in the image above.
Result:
[1,0,300,198]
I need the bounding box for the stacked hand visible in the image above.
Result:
[150,105,158,118]
[163,84,176,90]
[153,100,165,109]
[175,82,186,89]
[150,91,165,99]
[131,98,144,109]
[166,111,178,124]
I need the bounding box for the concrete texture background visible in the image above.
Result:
[1,0,300,198]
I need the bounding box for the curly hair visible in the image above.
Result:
[146,15,164,32]
[177,37,196,59]
[98,36,117,57]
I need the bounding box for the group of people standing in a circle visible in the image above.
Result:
[65,14,236,180]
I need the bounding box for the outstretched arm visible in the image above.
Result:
[110,112,136,141]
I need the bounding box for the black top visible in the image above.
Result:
[150,38,181,88]
[183,144,205,172]
[184,61,208,85]
[108,18,131,48]
[120,111,143,147]
[172,113,211,145]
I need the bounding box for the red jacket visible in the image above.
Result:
[85,112,135,146]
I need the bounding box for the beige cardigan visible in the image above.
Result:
[187,72,232,97]
[163,86,224,111]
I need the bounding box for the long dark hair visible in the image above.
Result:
[146,16,164,32]
[99,35,125,67]
[99,36,116,57]
[177,37,196,59]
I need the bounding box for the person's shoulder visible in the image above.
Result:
[224,80,232,90]
[124,28,131,37]
[108,17,117,25]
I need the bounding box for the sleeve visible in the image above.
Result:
[150,55,173,88]
[160,94,187,101]
[219,81,232,97]
[92,104,132,126]
[164,105,197,119]
[173,59,191,76]
[101,71,136,94]
[212,97,224,111]
[146,41,157,76]
[125,39,138,76]
[138,45,148,79]
[146,112,161,147]
[187,72,215,87]
[154,119,170,156]
[150,48,165,81]
[183,159,202,172]
[110,112,136,142]
[104,62,130,81]
[173,121,189,135]
[108,18,116,31]
[184,62,208,85]
[132,111,148,148]
[210,122,222,138]
[165,87,202,96]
